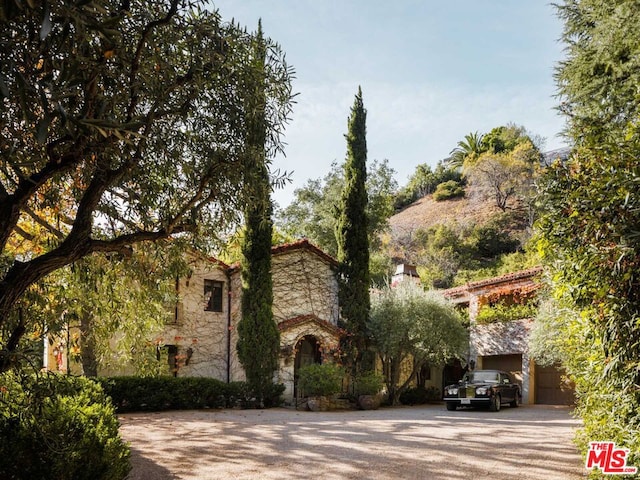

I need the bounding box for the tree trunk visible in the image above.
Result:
[80,310,98,377]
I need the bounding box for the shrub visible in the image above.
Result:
[433,180,465,201]
[0,372,130,480]
[353,371,384,396]
[399,386,441,405]
[297,363,344,397]
[98,376,284,412]
[476,303,538,324]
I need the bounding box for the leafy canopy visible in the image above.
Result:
[0,0,294,368]
[276,158,397,256]
[369,281,467,405]
[535,0,640,465]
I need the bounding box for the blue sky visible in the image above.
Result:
[211,1,567,208]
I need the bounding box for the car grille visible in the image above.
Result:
[457,387,476,398]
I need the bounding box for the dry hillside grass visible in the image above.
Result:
[384,184,527,262]
[389,186,499,236]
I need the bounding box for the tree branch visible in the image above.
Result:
[23,206,65,239]
[127,0,181,121]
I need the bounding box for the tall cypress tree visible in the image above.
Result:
[236,23,280,406]
[336,87,370,369]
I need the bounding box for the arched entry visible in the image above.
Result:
[294,335,322,399]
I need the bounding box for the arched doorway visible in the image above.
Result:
[294,335,322,399]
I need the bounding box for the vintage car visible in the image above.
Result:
[443,369,521,412]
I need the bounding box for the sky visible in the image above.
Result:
[211,1,568,208]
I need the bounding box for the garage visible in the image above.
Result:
[534,363,574,405]
[479,354,523,384]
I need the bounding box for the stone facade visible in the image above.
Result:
[162,254,231,380]
[164,240,341,405]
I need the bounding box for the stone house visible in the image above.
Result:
[160,239,342,405]
[443,267,574,405]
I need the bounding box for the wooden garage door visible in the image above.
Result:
[480,354,523,385]
[535,363,574,405]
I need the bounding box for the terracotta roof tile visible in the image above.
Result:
[270,239,338,266]
[228,238,338,272]
[443,266,543,297]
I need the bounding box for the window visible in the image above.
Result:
[204,279,224,312]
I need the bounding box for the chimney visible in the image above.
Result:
[392,264,420,286]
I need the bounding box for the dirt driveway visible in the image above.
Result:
[119,404,585,480]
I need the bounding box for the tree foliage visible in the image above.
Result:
[63,246,185,377]
[394,160,462,211]
[335,87,371,368]
[432,180,465,202]
[448,131,486,168]
[536,0,640,467]
[410,213,525,289]
[464,137,541,212]
[236,24,280,406]
[369,282,467,405]
[277,158,397,256]
[0,1,293,370]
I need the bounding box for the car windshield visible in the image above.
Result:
[465,371,500,384]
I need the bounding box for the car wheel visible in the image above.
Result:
[510,393,521,408]
[446,402,457,411]
[490,394,501,412]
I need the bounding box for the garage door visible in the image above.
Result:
[535,363,574,405]
[480,354,523,385]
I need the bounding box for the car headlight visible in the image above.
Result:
[447,387,458,395]
[476,387,489,395]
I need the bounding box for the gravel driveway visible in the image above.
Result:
[119,404,585,480]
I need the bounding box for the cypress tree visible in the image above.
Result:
[236,23,280,406]
[336,87,371,369]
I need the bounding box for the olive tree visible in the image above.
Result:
[0,0,294,370]
[369,281,468,405]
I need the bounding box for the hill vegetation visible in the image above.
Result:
[382,123,544,288]
[277,123,546,289]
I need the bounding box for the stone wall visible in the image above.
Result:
[92,242,342,406]
[470,319,532,358]
[271,249,339,325]
[228,244,341,402]
[162,257,230,379]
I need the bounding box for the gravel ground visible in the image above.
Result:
[119,404,586,480]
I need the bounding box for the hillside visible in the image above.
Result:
[382,183,533,286]
[388,184,500,240]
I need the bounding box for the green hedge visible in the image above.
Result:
[399,386,441,405]
[297,364,344,397]
[0,372,130,480]
[98,376,284,412]
[353,371,384,396]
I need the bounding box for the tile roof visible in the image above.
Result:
[270,239,338,266]
[443,266,543,297]
[227,238,338,272]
